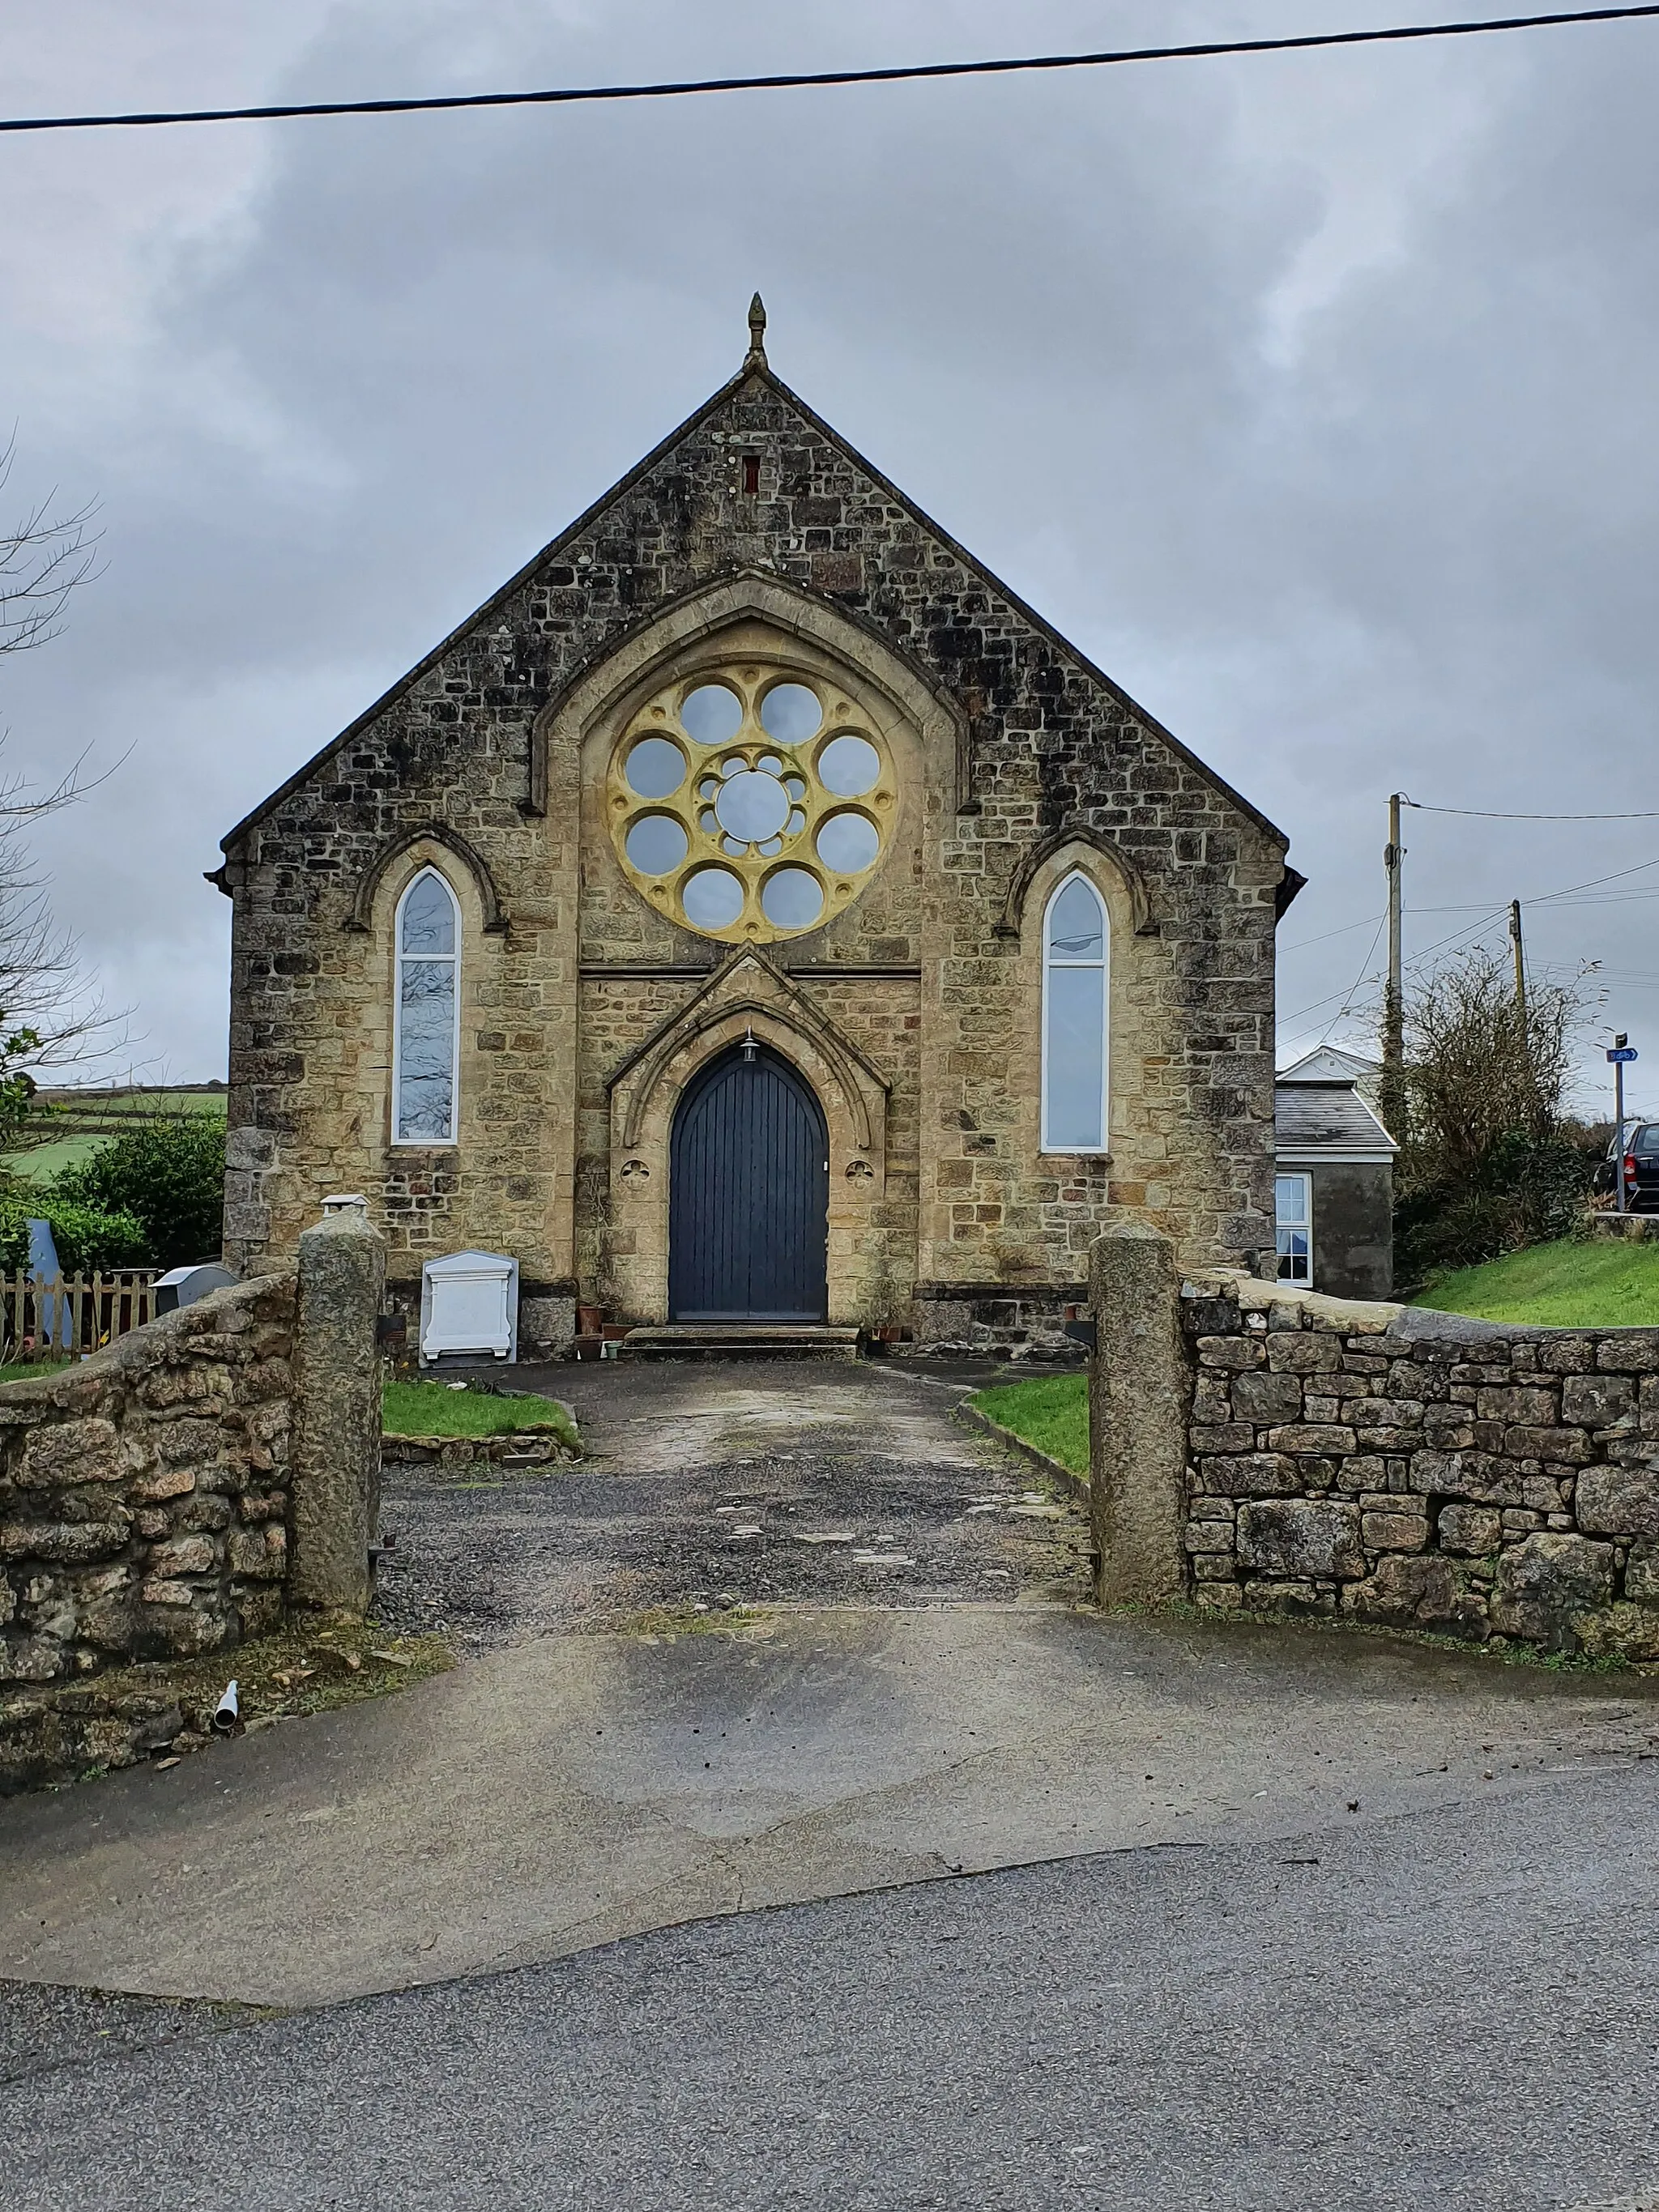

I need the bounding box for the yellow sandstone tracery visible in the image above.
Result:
[608,663,893,942]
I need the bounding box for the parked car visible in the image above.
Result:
[1593,1122,1659,1212]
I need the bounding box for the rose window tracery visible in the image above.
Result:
[608,664,894,943]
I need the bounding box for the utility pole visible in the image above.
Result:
[1509,897,1538,1124]
[1508,899,1526,1018]
[1380,793,1405,1140]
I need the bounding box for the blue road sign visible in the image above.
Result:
[1608,1046,1639,1063]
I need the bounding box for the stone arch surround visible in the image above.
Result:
[605,953,891,1328]
[344,821,509,935]
[530,569,968,824]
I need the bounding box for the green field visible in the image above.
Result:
[970,1373,1090,1476]
[382,1378,579,1447]
[2,1085,227,1185]
[1414,1236,1659,1327]
[0,1133,111,1181]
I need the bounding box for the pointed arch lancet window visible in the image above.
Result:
[394,868,460,1144]
[1041,873,1109,1152]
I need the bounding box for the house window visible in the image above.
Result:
[1275,1173,1313,1285]
[1041,873,1109,1152]
[393,868,460,1144]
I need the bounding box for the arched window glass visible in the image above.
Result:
[394,869,460,1144]
[1042,873,1108,1152]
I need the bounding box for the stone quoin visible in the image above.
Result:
[213,299,1304,1354]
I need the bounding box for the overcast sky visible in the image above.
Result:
[2,0,1656,1115]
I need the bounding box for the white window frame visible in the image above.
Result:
[1275,1172,1313,1286]
[392,867,462,1147]
[1040,871,1111,1155]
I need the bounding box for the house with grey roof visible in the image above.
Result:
[1273,1059,1397,1300]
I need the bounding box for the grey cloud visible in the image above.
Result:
[1,0,1655,1107]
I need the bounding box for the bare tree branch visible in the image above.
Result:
[0,437,122,1087]
[0,437,102,660]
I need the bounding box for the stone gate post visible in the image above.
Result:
[1088,1225,1192,1608]
[288,1194,386,1614]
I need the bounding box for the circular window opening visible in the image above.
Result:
[817,733,881,797]
[760,867,825,931]
[760,684,822,744]
[681,685,747,748]
[681,866,746,931]
[815,810,880,875]
[715,769,791,845]
[624,814,689,877]
[680,684,744,745]
[625,736,687,799]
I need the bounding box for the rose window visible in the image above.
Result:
[608,666,894,942]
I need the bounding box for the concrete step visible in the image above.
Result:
[620,1323,862,1362]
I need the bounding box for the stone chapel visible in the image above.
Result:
[215,300,1303,1357]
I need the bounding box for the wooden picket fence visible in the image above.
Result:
[0,1272,161,1364]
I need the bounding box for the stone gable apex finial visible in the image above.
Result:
[744,292,767,370]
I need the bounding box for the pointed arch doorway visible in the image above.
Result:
[668,1042,829,1322]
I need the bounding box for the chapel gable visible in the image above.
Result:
[218,302,1296,1355]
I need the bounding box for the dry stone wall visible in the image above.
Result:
[0,1277,297,1696]
[1180,1282,1659,1659]
[2,1225,386,1791]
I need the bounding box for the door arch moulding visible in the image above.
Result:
[608,947,888,1162]
[603,950,889,1328]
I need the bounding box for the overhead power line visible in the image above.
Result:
[1404,798,1659,820]
[2,6,1658,135]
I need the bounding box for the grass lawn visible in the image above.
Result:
[382,1377,579,1448]
[970,1372,1089,1477]
[0,1357,74,1387]
[1414,1235,1659,1327]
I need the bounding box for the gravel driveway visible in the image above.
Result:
[373,1357,1091,1649]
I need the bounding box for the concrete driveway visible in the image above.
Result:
[1,1359,1656,2010]
[372,1356,1092,1646]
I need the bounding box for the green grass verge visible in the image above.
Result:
[0,1357,74,1387]
[970,1372,1089,1476]
[382,1378,578,1447]
[1414,1235,1659,1327]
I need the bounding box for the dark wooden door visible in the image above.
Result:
[669,1046,829,1322]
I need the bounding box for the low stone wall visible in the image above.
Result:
[1,1276,298,1690]
[382,1430,575,1473]
[911,1282,1090,1360]
[2,1200,387,1790]
[1180,1277,1659,1657]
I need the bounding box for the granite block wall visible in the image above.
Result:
[0,1278,298,1698]
[1180,1284,1659,1659]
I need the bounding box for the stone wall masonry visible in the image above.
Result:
[381,1430,577,1473]
[0,1276,299,1694]
[1180,1280,1659,1659]
[910,1281,1090,1359]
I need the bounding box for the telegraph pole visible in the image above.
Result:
[1380,793,1405,1139]
[1509,897,1537,1123]
[1508,899,1526,1018]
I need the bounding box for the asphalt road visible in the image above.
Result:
[5,1760,1657,2212]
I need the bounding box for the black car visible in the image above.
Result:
[1594,1121,1659,1213]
